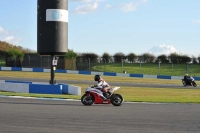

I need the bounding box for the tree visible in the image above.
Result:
[141,53,155,63]
[127,52,136,63]
[113,52,125,63]
[157,54,168,63]
[0,40,35,53]
[179,54,191,64]
[65,49,77,59]
[6,49,24,59]
[136,55,143,63]
[102,52,110,63]
[192,56,198,64]
[198,56,200,64]
[81,52,99,62]
[169,53,179,64]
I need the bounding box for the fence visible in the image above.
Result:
[1,56,200,76]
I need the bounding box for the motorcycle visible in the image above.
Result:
[182,76,197,87]
[81,86,124,106]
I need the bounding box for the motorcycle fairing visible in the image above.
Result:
[85,87,111,104]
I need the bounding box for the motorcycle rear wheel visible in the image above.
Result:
[182,80,187,86]
[111,94,123,106]
[81,94,94,106]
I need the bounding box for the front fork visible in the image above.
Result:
[85,92,93,101]
[86,92,90,96]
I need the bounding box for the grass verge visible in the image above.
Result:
[1,71,200,103]
[1,85,200,103]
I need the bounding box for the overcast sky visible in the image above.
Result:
[0,0,200,56]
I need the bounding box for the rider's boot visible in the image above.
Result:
[103,92,108,98]
[108,89,114,96]
[101,92,107,101]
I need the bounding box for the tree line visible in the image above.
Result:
[1,40,200,64]
[67,51,200,64]
[0,41,35,59]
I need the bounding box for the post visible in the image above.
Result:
[72,57,74,70]
[48,56,50,68]
[140,58,142,74]
[40,56,42,67]
[80,57,82,70]
[28,55,30,67]
[50,55,56,85]
[104,58,106,72]
[171,62,173,73]
[14,55,16,67]
[122,58,123,72]
[88,58,90,71]
[37,0,68,84]
[158,60,161,75]
[186,63,188,74]
[172,62,173,69]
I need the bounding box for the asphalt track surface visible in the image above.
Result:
[0,76,200,133]
[0,97,200,133]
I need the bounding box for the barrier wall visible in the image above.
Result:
[0,66,200,81]
[0,80,81,95]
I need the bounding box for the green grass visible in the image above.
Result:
[1,86,200,103]
[1,71,200,103]
[0,71,195,85]
[92,63,200,76]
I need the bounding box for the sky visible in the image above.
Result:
[0,0,200,57]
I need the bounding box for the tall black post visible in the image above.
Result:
[37,0,68,55]
[50,55,56,84]
[37,0,68,84]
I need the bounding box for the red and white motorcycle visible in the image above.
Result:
[81,86,124,106]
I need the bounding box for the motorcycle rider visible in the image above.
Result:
[184,74,192,85]
[93,74,113,98]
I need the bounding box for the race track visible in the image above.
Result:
[0,97,200,133]
[0,76,200,132]
[0,76,200,89]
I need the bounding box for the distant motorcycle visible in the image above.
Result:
[182,76,197,87]
[81,86,124,106]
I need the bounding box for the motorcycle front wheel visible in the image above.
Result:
[81,94,94,106]
[192,81,197,87]
[111,94,123,106]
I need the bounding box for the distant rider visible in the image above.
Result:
[184,74,192,85]
[93,74,112,98]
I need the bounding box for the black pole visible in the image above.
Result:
[50,55,56,84]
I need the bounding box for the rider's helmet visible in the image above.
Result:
[185,74,188,76]
[94,74,101,81]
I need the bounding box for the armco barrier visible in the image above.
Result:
[79,70,91,75]
[58,84,81,95]
[0,66,200,81]
[104,72,116,76]
[0,82,29,93]
[58,84,68,94]
[130,74,143,78]
[55,69,67,73]
[12,67,22,71]
[0,80,81,95]
[157,75,171,79]
[5,80,32,84]
[29,84,62,94]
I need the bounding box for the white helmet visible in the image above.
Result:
[185,74,188,76]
